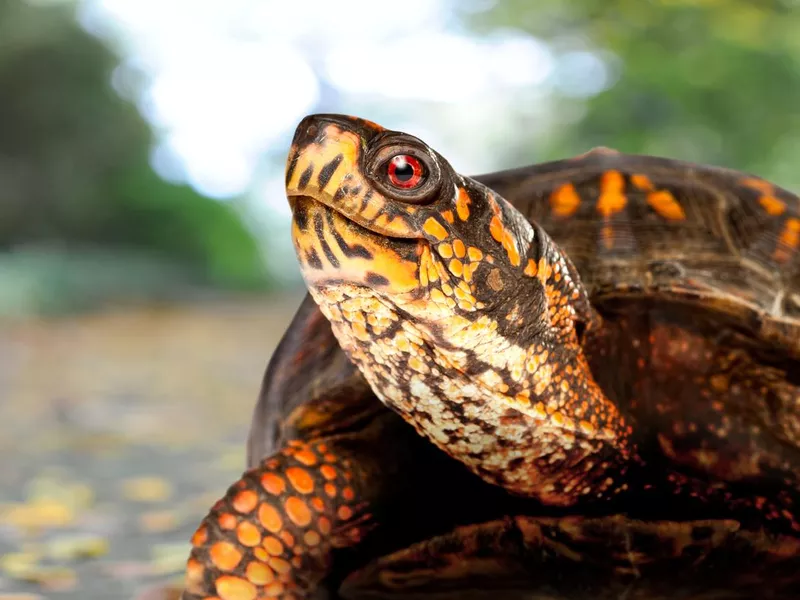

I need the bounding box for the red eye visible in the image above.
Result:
[387,154,424,189]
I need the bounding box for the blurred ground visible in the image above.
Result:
[0,291,305,599]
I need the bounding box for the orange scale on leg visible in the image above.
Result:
[231,489,258,514]
[260,473,286,495]
[285,497,312,527]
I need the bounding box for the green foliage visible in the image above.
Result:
[0,0,268,309]
[465,0,800,189]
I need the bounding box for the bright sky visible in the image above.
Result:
[77,0,556,203]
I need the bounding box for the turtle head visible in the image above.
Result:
[285,115,621,500]
[285,114,555,322]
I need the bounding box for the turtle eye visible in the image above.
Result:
[387,154,424,189]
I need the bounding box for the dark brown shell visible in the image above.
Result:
[479,149,800,358]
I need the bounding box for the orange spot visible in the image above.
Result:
[285,497,312,527]
[324,483,337,497]
[647,190,686,221]
[260,473,286,495]
[253,547,268,561]
[442,209,455,223]
[423,217,449,241]
[258,504,282,533]
[246,561,275,586]
[323,453,337,463]
[489,216,504,243]
[456,187,471,221]
[318,516,332,535]
[596,170,626,217]
[775,218,800,262]
[286,467,315,494]
[550,183,580,217]
[294,448,318,466]
[342,486,355,501]
[452,239,466,258]
[760,195,786,216]
[191,524,208,546]
[210,541,243,571]
[523,258,537,277]
[218,512,237,530]
[268,557,292,575]
[237,521,262,547]
[279,530,295,547]
[263,536,283,556]
[467,247,483,261]
[337,506,353,520]
[319,464,337,481]
[232,490,258,514]
[304,530,322,547]
[437,243,453,258]
[215,575,256,600]
[741,177,773,195]
[265,581,285,597]
[311,497,325,512]
[630,174,654,191]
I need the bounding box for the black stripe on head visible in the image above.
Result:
[285,152,299,187]
[317,154,343,189]
[298,164,314,191]
[313,211,340,268]
[305,247,323,270]
[365,272,389,286]
[324,210,373,260]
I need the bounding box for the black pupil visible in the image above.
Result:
[394,157,415,182]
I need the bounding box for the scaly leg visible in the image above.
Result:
[182,437,377,600]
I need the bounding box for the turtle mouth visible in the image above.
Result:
[289,196,423,294]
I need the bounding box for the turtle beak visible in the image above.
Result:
[285,115,364,205]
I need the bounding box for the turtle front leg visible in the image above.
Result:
[182,438,374,599]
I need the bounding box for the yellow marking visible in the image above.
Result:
[442,210,455,223]
[760,195,786,216]
[647,190,686,221]
[741,177,774,195]
[441,282,454,296]
[456,187,471,221]
[550,183,581,217]
[630,174,654,191]
[596,170,626,217]
[429,288,446,303]
[449,259,464,277]
[423,217,449,241]
[437,243,454,259]
[467,247,483,261]
[361,201,382,221]
[453,239,466,258]
[523,258,537,277]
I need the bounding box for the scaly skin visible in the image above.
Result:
[286,114,635,506]
[182,439,375,599]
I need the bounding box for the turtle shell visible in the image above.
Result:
[478,149,800,359]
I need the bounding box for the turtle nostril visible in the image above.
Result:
[306,124,318,139]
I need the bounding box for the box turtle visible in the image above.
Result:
[181,115,800,599]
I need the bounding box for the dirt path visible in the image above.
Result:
[0,292,305,599]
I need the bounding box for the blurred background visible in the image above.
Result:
[1,0,799,597]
